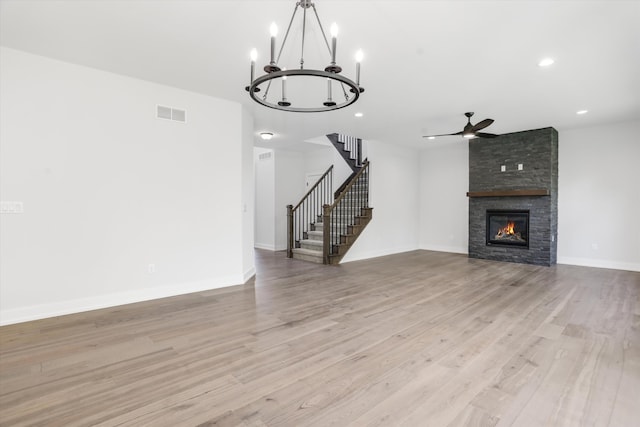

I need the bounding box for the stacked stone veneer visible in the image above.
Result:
[468,127,558,266]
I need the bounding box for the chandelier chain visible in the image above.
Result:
[301,5,307,69]
[311,4,333,57]
[263,3,300,101]
[340,81,349,102]
[279,3,299,66]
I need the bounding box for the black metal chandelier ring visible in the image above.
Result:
[247,69,364,113]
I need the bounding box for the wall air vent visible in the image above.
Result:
[156,105,186,123]
[258,152,272,161]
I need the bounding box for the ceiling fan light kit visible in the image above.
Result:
[245,0,365,113]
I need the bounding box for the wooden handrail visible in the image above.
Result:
[324,161,369,263]
[292,165,334,212]
[330,160,369,209]
[288,164,334,259]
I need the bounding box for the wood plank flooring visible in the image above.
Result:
[1,250,639,426]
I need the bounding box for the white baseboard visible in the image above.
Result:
[243,266,256,282]
[0,275,245,326]
[254,243,276,251]
[557,256,640,272]
[340,245,420,263]
[420,244,468,255]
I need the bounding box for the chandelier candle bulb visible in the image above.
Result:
[330,23,338,65]
[355,50,363,85]
[250,49,257,83]
[270,23,278,65]
[282,74,287,100]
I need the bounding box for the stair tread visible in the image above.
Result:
[300,239,323,246]
[292,247,323,255]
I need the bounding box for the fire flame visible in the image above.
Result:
[498,221,516,236]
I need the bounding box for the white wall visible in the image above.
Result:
[558,120,640,271]
[254,148,275,250]
[341,140,421,262]
[241,107,255,280]
[0,48,254,325]
[304,143,354,194]
[274,150,305,250]
[419,141,469,254]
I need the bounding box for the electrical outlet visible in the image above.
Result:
[518,164,523,171]
[500,165,506,172]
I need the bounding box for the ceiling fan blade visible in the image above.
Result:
[476,132,499,138]
[422,131,463,138]
[471,118,494,132]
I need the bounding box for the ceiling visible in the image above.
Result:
[1,0,639,151]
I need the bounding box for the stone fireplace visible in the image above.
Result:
[468,127,558,266]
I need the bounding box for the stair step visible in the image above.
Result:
[307,231,325,241]
[313,224,351,232]
[292,248,323,264]
[300,239,323,250]
[307,230,340,241]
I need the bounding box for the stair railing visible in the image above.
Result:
[287,165,334,258]
[322,160,369,263]
[338,133,363,167]
[331,134,363,198]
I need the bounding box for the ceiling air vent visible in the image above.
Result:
[258,152,272,161]
[156,105,186,123]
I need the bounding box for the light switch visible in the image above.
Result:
[518,164,523,171]
[1,201,24,214]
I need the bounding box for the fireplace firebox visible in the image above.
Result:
[486,210,529,248]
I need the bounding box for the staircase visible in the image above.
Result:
[287,133,373,265]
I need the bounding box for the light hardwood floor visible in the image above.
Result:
[1,250,639,426]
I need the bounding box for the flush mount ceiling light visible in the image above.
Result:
[576,110,589,115]
[538,58,555,67]
[354,112,363,118]
[245,0,365,113]
[260,132,274,140]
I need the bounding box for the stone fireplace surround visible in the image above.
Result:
[468,127,558,266]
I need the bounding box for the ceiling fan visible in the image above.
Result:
[423,112,499,139]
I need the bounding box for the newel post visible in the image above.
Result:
[322,204,331,265]
[286,204,293,258]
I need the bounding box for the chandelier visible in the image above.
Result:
[245,0,364,113]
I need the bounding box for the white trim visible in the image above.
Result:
[340,246,420,263]
[557,256,640,272]
[243,267,256,282]
[254,243,276,251]
[419,244,468,255]
[0,276,243,326]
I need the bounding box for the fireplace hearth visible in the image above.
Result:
[486,210,529,248]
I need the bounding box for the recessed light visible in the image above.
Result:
[260,132,274,140]
[354,112,363,118]
[538,58,554,67]
[576,110,588,115]
[427,136,435,140]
